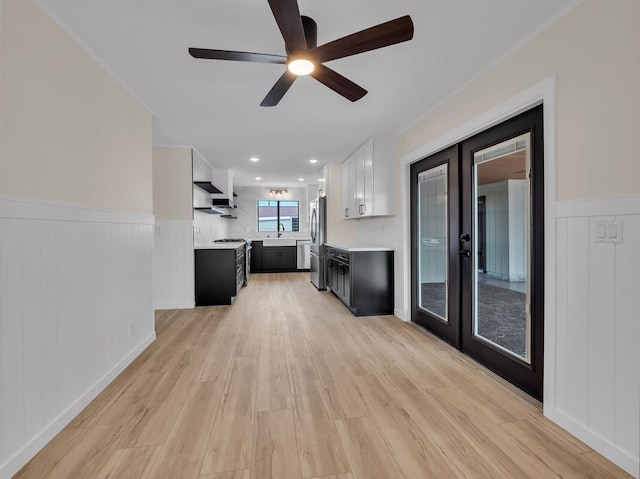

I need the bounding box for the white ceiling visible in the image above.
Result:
[37,0,575,187]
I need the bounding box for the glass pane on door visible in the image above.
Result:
[473,133,531,362]
[417,164,448,322]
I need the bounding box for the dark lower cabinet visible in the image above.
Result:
[326,246,393,316]
[195,246,244,306]
[251,242,297,272]
[279,247,297,269]
[327,257,338,295]
[337,263,351,302]
[251,241,263,272]
[262,248,281,270]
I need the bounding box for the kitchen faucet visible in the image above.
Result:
[278,223,285,237]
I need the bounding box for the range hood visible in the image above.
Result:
[192,150,238,214]
[210,167,236,208]
[211,197,235,208]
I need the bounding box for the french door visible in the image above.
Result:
[411,106,544,399]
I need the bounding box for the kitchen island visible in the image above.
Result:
[324,243,394,316]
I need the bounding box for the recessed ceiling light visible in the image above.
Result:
[309,159,318,164]
[298,178,304,182]
[255,177,262,181]
[250,157,260,162]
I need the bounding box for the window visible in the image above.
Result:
[257,200,299,232]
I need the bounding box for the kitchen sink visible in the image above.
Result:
[262,238,297,247]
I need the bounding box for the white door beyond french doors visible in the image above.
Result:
[411,105,544,400]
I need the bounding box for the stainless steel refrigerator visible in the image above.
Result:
[309,196,326,290]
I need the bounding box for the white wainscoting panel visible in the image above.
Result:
[555,198,640,478]
[0,197,156,478]
[614,216,640,459]
[154,220,194,309]
[479,181,510,278]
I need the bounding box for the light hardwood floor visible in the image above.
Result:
[16,273,631,479]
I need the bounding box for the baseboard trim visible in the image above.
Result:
[394,308,409,321]
[554,410,639,478]
[154,301,195,310]
[0,332,156,479]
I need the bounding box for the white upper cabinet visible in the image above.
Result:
[341,160,349,217]
[342,153,358,218]
[341,136,394,219]
[317,165,327,197]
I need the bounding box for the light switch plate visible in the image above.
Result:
[594,219,622,243]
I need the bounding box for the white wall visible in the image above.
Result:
[0,0,152,214]
[0,1,155,476]
[228,186,310,238]
[478,181,510,279]
[476,180,527,281]
[507,180,527,281]
[154,219,195,309]
[152,147,196,309]
[193,211,228,244]
[153,147,193,220]
[397,2,640,202]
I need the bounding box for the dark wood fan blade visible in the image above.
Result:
[260,71,297,106]
[311,15,414,63]
[310,64,367,102]
[189,48,287,64]
[268,0,307,54]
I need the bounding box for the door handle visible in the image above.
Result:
[458,249,471,257]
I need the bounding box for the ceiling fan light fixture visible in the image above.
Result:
[287,58,315,76]
[189,7,414,106]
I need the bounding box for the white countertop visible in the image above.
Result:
[194,242,245,250]
[249,237,311,242]
[325,242,393,252]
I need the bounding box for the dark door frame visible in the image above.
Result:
[460,105,544,400]
[410,105,544,400]
[410,145,461,348]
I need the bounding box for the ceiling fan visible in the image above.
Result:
[188,0,414,106]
